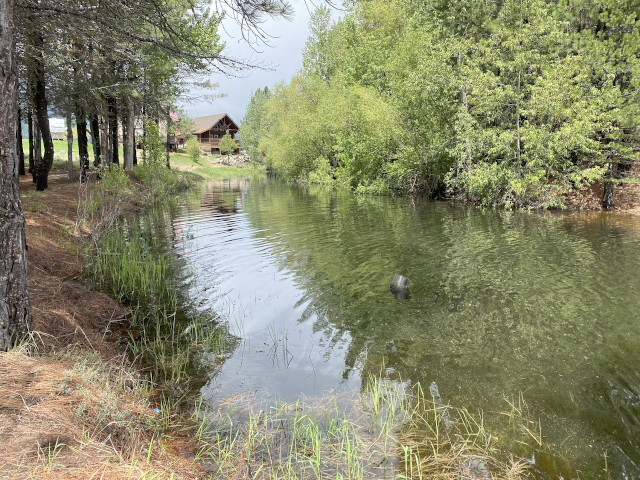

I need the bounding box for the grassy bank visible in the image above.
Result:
[170,151,266,179]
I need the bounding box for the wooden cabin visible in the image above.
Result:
[192,113,241,154]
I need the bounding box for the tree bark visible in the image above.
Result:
[31,31,54,191]
[165,108,171,169]
[17,107,25,175]
[100,110,109,169]
[107,95,119,165]
[66,109,73,182]
[90,115,101,167]
[123,99,134,170]
[602,161,617,210]
[0,0,32,349]
[27,106,34,176]
[33,115,41,183]
[122,102,130,170]
[76,106,89,170]
[132,125,137,166]
[141,107,146,164]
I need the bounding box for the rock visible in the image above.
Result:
[458,458,490,480]
[429,381,454,431]
[390,274,411,299]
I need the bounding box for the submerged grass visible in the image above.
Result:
[185,376,536,480]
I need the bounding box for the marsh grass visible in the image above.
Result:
[84,226,234,396]
[185,376,536,480]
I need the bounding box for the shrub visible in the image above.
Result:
[185,137,201,164]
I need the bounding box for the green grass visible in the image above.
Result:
[169,152,266,179]
[187,376,536,480]
[84,227,234,390]
[21,138,266,181]
[22,138,123,166]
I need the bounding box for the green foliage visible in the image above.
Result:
[171,109,195,137]
[131,162,192,203]
[219,130,237,156]
[185,137,201,164]
[249,0,640,208]
[142,118,166,166]
[239,87,271,161]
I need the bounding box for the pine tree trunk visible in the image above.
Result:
[107,96,119,165]
[602,161,617,210]
[100,110,109,169]
[165,109,171,169]
[17,107,25,175]
[34,117,42,183]
[31,32,54,191]
[90,115,101,167]
[66,110,73,182]
[76,106,88,170]
[123,99,134,170]
[122,103,130,170]
[0,0,32,349]
[141,111,147,164]
[27,106,34,176]
[132,119,137,167]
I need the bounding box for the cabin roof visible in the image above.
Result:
[192,113,239,134]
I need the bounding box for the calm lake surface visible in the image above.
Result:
[159,177,640,479]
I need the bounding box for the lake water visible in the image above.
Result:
[163,177,640,479]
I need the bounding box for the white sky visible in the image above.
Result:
[182,0,341,123]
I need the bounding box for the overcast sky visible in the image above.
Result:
[182,0,329,123]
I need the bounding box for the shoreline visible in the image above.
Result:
[1,163,234,478]
[2,158,626,478]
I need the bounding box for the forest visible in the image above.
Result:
[241,0,640,209]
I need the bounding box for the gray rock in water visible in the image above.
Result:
[390,274,411,299]
[458,458,490,480]
[429,381,454,431]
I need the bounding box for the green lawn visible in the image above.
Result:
[169,152,265,179]
[21,139,264,179]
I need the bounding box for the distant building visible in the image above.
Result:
[49,117,66,141]
[192,113,241,154]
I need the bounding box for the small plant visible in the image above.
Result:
[186,137,201,164]
[142,118,166,166]
[219,130,237,164]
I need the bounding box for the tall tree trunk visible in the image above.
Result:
[141,108,146,164]
[27,105,34,176]
[0,0,31,349]
[165,108,171,169]
[122,102,130,170]
[132,118,137,166]
[17,107,25,175]
[90,115,101,167]
[100,110,109,169]
[123,99,134,170]
[76,106,88,170]
[31,32,54,191]
[66,109,73,182]
[107,95,119,165]
[33,116,41,183]
[602,161,617,210]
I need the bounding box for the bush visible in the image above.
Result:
[132,162,192,202]
[142,119,165,166]
[185,137,201,164]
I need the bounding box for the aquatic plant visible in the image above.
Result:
[187,376,537,480]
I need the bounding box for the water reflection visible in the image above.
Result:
[168,178,640,479]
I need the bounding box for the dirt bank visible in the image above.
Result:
[0,170,204,479]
